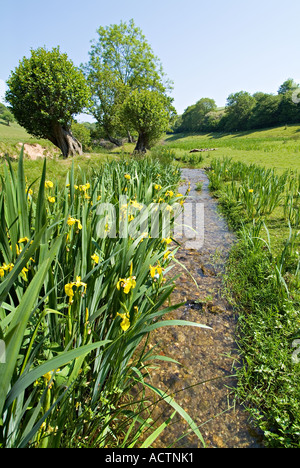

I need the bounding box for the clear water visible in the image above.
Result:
[145,169,264,448]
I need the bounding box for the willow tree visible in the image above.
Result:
[122,89,174,153]
[6,47,91,158]
[84,19,172,146]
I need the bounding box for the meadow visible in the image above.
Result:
[164,124,300,173]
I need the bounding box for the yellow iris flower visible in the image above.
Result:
[117,276,136,294]
[117,312,131,332]
[91,253,100,264]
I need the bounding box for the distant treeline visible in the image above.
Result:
[173,78,300,133]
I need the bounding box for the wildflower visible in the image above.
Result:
[91,253,100,264]
[163,250,174,260]
[117,312,130,332]
[165,190,174,198]
[45,181,54,189]
[117,276,136,294]
[149,262,164,279]
[154,184,162,190]
[67,217,76,226]
[20,267,29,281]
[149,265,156,278]
[2,263,14,272]
[43,369,60,389]
[48,197,56,203]
[162,237,172,245]
[67,216,82,230]
[79,183,90,192]
[18,237,29,244]
[74,276,87,294]
[0,268,4,278]
[249,189,254,193]
[124,174,131,180]
[65,283,74,303]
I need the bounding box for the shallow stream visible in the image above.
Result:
[145,168,264,448]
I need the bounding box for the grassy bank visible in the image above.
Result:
[206,157,300,448]
[0,149,209,448]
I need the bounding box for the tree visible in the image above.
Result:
[278,78,299,95]
[223,91,256,131]
[0,109,15,126]
[249,93,282,129]
[84,19,172,145]
[122,89,174,153]
[6,47,91,158]
[0,104,15,126]
[178,98,217,132]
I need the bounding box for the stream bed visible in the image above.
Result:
[145,168,264,448]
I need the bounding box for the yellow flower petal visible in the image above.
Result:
[91,253,99,264]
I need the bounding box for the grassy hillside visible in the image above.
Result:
[0,121,131,186]
[164,124,300,172]
[0,121,56,156]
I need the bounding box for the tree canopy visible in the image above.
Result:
[83,19,173,150]
[122,89,174,153]
[6,47,91,157]
[173,78,300,134]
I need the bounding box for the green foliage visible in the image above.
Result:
[122,89,174,151]
[0,108,15,126]
[0,104,15,126]
[0,151,207,448]
[71,122,91,151]
[222,91,256,131]
[207,157,300,447]
[6,47,91,154]
[173,78,300,134]
[84,19,172,144]
[176,98,217,132]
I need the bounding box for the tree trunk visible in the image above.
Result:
[107,134,123,147]
[134,132,148,153]
[50,123,83,158]
[127,130,134,143]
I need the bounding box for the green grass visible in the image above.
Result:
[162,126,300,447]
[0,121,56,156]
[164,124,300,172]
[205,156,300,447]
[0,121,136,187]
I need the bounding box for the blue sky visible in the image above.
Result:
[1,0,300,119]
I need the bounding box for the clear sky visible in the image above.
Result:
[1,0,300,118]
